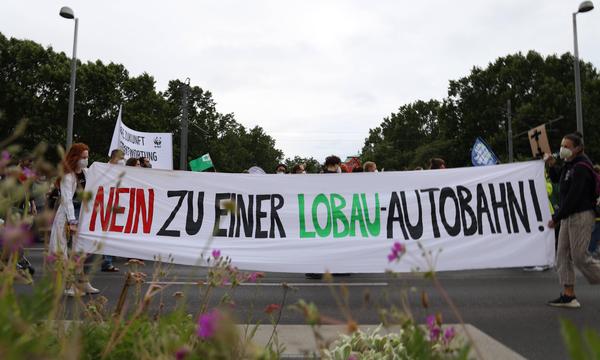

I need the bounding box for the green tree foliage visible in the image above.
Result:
[0,32,283,171]
[362,51,600,169]
[284,156,321,173]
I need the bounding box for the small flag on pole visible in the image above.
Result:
[189,153,214,172]
[471,137,499,166]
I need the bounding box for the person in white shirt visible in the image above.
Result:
[49,143,99,297]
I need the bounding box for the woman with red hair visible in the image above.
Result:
[49,143,99,297]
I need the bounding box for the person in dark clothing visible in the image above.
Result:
[138,157,152,168]
[546,132,600,308]
[126,158,141,167]
[275,164,287,174]
[291,164,306,174]
[429,158,446,169]
[322,155,342,174]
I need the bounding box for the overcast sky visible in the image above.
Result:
[2,1,599,161]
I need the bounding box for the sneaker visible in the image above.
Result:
[305,273,323,280]
[64,286,86,297]
[83,282,100,294]
[547,294,581,308]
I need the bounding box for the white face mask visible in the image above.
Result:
[78,158,89,169]
[117,159,125,166]
[559,146,573,160]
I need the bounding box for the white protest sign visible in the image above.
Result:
[76,161,554,273]
[108,107,173,169]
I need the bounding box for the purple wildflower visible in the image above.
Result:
[429,326,441,341]
[175,347,189,360]
[212,249,221,259]
[443,327,456,343]
[197,309,220,339]
[22,167,36,179]
[426,314,443,341]
[393,242,405,253]
[45,253,58,263]
[348,355,358,360]
[1,150,10,161]
[426,314,436,329]
[246,272,264,283]
[387,241,406,262]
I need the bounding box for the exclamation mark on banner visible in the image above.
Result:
[528,180,544,231]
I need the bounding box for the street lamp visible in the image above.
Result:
[60,6,78,149]
[573,1,594,137]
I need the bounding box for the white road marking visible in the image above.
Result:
[148,281,388,287]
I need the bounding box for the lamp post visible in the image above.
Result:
[60,6,78,149]
[179,78,191,170]
[573,0,594,136]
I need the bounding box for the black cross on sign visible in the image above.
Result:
[530,129,543,158]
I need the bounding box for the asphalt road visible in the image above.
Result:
[16,247,600,360]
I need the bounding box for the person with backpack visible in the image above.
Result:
[545,132,600,308]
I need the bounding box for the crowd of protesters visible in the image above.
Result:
[2,131,600,306]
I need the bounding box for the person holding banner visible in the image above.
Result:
[275,164,287,174]
[429,158,446,170]
[139,157,152,168]
[546,132,600,308]
[99,151,124,273]
[49,143,100,297]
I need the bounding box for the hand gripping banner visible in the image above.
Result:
[76,161,554,273]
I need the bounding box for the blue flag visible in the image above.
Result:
[471,137,499,166]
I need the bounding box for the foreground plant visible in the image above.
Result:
[323,322,467,360]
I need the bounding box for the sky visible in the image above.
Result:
[2,1,599,161]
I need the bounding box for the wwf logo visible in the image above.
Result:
[154,137,162,148]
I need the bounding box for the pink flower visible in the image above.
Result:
[197,309,220,339]
[426,314,436,329]
[175,347,189,360]
[443,327,456,343]
[348,355,358,360]
[1,150,10,161]
[45,253,58,263]
[22,167,36,179]
[246,272,264,283]
[393,242,405,253]
[211,249,221,259]
[387,241,406,262]
[221,277,231,286]
[426,314,443,341]
[429,327,441,341]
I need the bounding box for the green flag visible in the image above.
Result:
[189,153,214,172]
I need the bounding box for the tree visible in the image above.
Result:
[0,32,284,172]
[362,51,600,168]
[165,80,283,172]
[284,156,321,173]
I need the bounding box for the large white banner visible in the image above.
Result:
[108,107,173,169]
[76,161,554,273]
